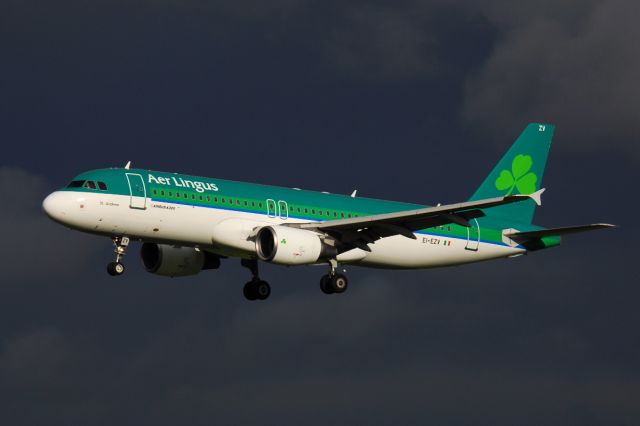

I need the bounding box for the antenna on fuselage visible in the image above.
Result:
[350,190,357,198]
[124,161,132,170]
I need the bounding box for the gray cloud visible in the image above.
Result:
[0,167,99,285]
[463,0,640,158]
[322,2,441,79]
[0,2,637,425]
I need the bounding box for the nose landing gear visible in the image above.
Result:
[107,236,129,276]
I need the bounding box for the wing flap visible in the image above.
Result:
[289,189,545,253]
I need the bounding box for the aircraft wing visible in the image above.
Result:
[289,189,545,252]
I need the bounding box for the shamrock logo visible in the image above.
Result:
[495,154,538,195]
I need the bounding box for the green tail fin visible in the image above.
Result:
[470,123,555,224]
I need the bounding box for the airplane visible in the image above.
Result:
[42,123,614,301]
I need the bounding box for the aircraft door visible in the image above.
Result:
[126,173,147,210]
[266,199,277,218]
[278,201,288,220]
[465,218,480,251]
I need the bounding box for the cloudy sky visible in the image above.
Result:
[1,1,638,424]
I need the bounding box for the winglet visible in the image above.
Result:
[528,188,545,206]
[124,161,132,170]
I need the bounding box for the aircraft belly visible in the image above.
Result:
[358,234,523,269]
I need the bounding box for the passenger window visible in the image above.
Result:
[161,190,165,196]
[97,181,107,190]
[207,196,211,202]
[153,189,158,195]
[199,195,203,201]
[176,193,181,198]
[169,191,173,197]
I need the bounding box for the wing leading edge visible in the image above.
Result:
[288,189,545,252]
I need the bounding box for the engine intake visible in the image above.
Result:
[256,226,336,265]
[141,243,220,277]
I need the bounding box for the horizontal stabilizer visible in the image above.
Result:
[506,223,616,242]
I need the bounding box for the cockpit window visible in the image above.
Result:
[97,181,107,190]
[83,181,97,189]
[67,180,85,188]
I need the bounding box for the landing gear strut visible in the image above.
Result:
[320,259,348,295]
[241,258,270,301]
[107,236,129,276]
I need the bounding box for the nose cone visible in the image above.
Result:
[42,191,68,224]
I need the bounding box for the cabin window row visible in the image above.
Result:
[152,188,264,208]
[151,188,360,218]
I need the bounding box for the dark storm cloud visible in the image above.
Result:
[464,0,640,158]
[1,0,637,425]
[0,168,98,284]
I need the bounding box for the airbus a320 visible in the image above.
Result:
[43,124,614,300]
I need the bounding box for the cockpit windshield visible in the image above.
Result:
[66,180,108,190]
[67,180,85,188]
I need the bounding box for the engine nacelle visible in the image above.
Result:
[140,243,220,277]
[256,226,336,265]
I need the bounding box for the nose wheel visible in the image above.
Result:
[107,261,125,276]
[107,236,129,276]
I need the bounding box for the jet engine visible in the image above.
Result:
[140,243,220,277]
[255,226,337,265]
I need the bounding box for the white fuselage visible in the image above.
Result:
[43,190,525,269]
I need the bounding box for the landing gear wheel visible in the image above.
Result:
[243,280,271,301]
[330,273,348,293]
[107,262,125,276]
[255,280,271,300]
[243,281,258,301]
[241,259,271,301]
[320,274,334,294]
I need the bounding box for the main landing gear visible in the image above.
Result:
[107,236,129,276]
[241,258,271,301]
[319,259,349,295]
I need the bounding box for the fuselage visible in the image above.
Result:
[42,167,558,269]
